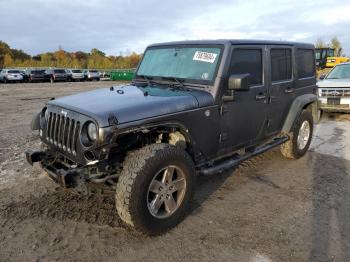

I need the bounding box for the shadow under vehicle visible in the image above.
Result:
[26,40,318,235]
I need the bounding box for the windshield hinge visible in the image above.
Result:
[220,105,229,115]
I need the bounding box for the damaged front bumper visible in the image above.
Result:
[25,149,118,195]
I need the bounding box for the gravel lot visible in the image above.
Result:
[0,81,349,262]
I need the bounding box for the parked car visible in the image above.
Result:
[26,40,317,235]
[84,69,100,81]
[66,69,85,81]
[0,69,24,83]
[45,69,69,83]
[317,62,350,113]
[26,69,46,82]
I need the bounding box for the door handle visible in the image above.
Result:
[255,94,266,100]
[284,88,294,94]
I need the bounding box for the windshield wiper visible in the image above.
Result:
[136,74,154,86]
[160,76,185,88]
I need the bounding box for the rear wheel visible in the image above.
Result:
[281,110,313,159]
[116,143,195,235]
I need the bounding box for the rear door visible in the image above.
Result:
[266,46,295,135]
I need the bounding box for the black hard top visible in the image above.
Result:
[149,39,314,49]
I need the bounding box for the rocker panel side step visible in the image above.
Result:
[199,136,289,176]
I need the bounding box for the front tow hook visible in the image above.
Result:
[25,150,46,165]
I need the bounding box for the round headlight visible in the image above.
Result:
[87,122,97,141]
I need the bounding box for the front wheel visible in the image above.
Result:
[116,143,195,235]
[281,110,313,159]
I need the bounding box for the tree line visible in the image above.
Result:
[0,40,142,69]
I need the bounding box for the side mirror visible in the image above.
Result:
[228,74,251,90]
[319,74,326,80]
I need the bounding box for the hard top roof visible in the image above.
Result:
[148,39,314,49]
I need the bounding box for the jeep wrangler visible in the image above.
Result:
[26,40,318,235]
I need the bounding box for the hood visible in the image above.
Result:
[317,79,350,88]
[48,84,214,127]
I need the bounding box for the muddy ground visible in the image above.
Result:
[0,81,350,262]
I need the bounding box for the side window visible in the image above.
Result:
[230,49,262,85]
[297,49,315,78]
[271,48,292,82]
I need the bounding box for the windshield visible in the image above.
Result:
[326,64,350,79]
[136,45,222,84]
[72,69,82,73]
[89,70,98,73]
[328,49,335,57]
[31,70,45,74]
[54,69,66,73]
[8,70,20,74]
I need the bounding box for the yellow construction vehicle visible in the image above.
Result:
[315,48,350,68]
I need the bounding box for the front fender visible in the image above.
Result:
[282,94,318,133]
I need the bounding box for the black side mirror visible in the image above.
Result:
[319,74,326,80]
[228,74,251,90]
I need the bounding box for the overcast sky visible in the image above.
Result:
[0,0,349,55]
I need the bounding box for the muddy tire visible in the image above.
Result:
[281,110,313,159]
[115,143,195,235]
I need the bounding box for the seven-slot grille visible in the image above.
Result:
[46,112,80,155]
[320,89,350,97]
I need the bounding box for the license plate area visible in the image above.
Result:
[327,97,341,105]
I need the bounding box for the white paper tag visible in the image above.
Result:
[193,51,217,63]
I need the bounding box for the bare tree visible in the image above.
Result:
[315,38,328,48]
[329,37,342,56]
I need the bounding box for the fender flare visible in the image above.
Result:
[282,94,318,133]
[114,120,200,159]
[31,112,40,131]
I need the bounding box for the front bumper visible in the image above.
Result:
[319,97,350,113]
[26,149,91,194]
[25,148,118,195]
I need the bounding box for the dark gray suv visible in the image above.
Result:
[26,40,318,235]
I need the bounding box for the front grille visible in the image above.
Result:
[46,112,80,155]
[320,89,350,97]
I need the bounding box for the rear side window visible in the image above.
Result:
[230,49,263,85]
[271,49,292,82]
[297,49,315,78]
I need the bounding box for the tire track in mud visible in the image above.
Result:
[0,188,122,227]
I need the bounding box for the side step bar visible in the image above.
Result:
[199,136,289,176]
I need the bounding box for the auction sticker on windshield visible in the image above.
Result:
[193,51,217,63]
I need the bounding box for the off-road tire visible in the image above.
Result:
[115,143,195,235]
[281,110,313,159]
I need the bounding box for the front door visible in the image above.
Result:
[220,45,268,153]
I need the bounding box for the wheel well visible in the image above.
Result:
[111,125,194,161]
[303,101,319,123]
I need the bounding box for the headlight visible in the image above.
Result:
[87,122,97,141]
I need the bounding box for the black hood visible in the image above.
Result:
[48,84,214,127]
